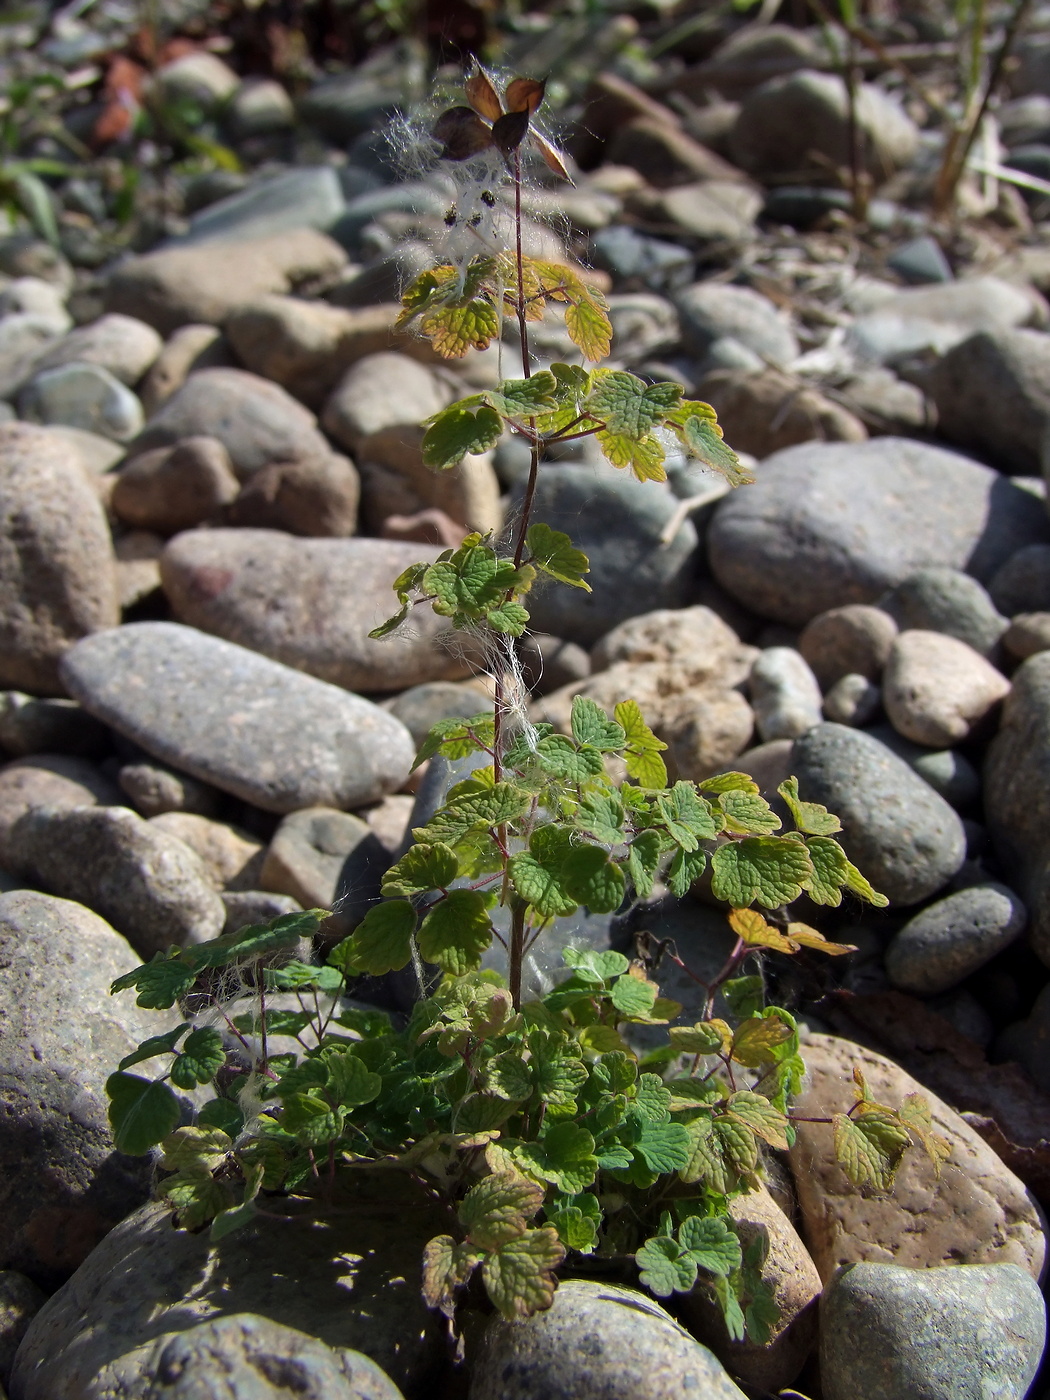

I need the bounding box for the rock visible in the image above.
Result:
[708,437,1050,625]
[882,631,1010,747]
[112,436,240,534]
[131,368,330,479]
[10,1181,446,1399]
[0,693,106,758]
[225,297,402,407]
[117,760,219,818]
[665,687,756,780]
[0,236,72,292]
[730,70,919,181]
[679,1184,821,1393]
[518,634,591,697]
[0,422,119,693]
[0,1273,44,1388]
[227,76,296,138]
[588,225,693,293]
[260,807,388,931]
[93,1313,406,1400]
[60,623,415,814]
[0,313,69,400]
[5,805,226,956]
[226,455,360,537]
[151,52,238,110]
[750,647,823,741]
[470,1280,747,1400]
[788,1033,1047,1282]
[604,116,747,188]
[30,315,162,387]
[182,168,348,247]
[149,812,265,892]
[888,234,954,285]
[1004,611,1050,659]
[221,890,302,936]
[885,882,1028,995]
[823,673,881,726]
[879,567,1008,657]
[798,605,898,688]
[380,508,466,550]
[521,465,702,647]
[679,24,822,99]
[385,681,493,749]
[850,279,1041,368]
[114,532,163,610]
[820,1261,1046,1400]
[989,543,1050,617]
[0,890,184,1286]
[673,282,798,366]
[47,425,124,476]
[697,367,866,458]
[792,723,966,904]
[0,755,120,862]
[356,794,415,856]
[139,324,230,415]
[19,363,143,442]
[837,367,932,434]
[160,531,469,692]
[591,605,755,677]
[926,328,1050,473]
[605,294,680,364]
[653,180,762,243]
[0,278,69,322]
[104,229,348,336]
[863,722,981,808]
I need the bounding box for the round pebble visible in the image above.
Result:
[884,882,1027,994]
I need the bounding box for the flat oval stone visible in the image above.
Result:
[59,622,414,813]
[885,882,1028,995]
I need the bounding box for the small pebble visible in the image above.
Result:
[750,646,823,741]
[823,672,881,726]
[885,882,1027,994]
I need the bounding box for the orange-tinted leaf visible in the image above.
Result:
[465,65,504,121]
[532,129,572,182]
[785,921,857,956]
[505,77,546,114]
[433,107,493,161]
[491,109,531,157]
[727,907,796,953]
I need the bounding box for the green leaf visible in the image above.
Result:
[423,295,503,359]
[745,1279,781,1346]
[714,1116,759,1177]
[189,910,321,969]
[516,1121,598,1194]
[802,835,849,906]
[699,771,759,795]
[564,948,631,981]
[636,1235,698,1296]
[160,1172,233,1231]
[412,713,495,769]
[158,1126,232,1175]
[709,837,813,908]
[422,403,503,470]
[679,1215,742,1278]
[726,1090,790,1149]
[571,695,625,750]
[106,1073,182,1156]
[587,370,681,440]
[459,1171,543,1249]
[634,1120,692,1173]
[210,1199,257,1243]
[627,830,663,899]
[564,297,612,363]
[842,855,890,909]
[527,523,591,592]
[281,1092,344,1147]
[778,776,842,835]
[615,700,668,789]
[531,1034,588,1107]
[681,1117,731,1193]
[381,842,459,898]
[723,976,765,1019]
[561,845,625,914]
[610,973,657,1018]
[422,1234,481,1318]
[548,1201,598,1253]
[340,899,416,975]
[713,1275,747,1343]
[118,1024,189,1071]
[197,1097,244,1137]
[833,1107,910,1191]
[576,790,626,846]
[670,402,753,486]
[487,1051,534,1101]
[13,168,58,245]
[263,965,343,996]
[634,1073,672,1122]
[510,826,578,919]
[110,954,197,1010]
[731,1013,795,1068]
[482,1226,566,1319]
[667,847,708,898]
[326,1050,382,1108]
[595,429,666,483]
[171,1028,225,1089]
[718,790,781,835]
[534,733,605,782]
[668,1021,727,1055]
[417,780,532,845]
[488,371,558,418]
[418,889,493,974]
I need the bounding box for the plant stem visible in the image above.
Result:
[508,897,527,1010]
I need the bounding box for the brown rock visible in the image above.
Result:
[697,368,867,459]
[0,755,121,865]
[591,605,757,678]
[111,436,240,534]
[139,324,231,416]
[0,423,119,694]
[356,793,415,855]
[379,507,466,549]
[882,630,1011,747]
[798,604,899,688]
[260,806,388,931]
[104,229,348,336]
[665,687,755,780]
[787,1032,1046,1282]
[118,760,219,818]
[605,117,749,188]
[226,454,360,537]
[113,531,163,610]
[148,812,265,891]
[1004,612,1050,660]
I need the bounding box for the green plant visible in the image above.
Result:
[105,62,949,1357]
[0,74,73,245]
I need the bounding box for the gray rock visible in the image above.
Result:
[730,70,919,181]
[140,324,231,416]
[105,229,348,337]
[0,890,184,1287]
[5,805,226,956]
[989,543,1050,616]
[850,279,1039,367]
[518,464,702,647]
[879,567,1008,656]
[10,1182,446,1399]
[19,363,143,442]
[259,807,388,930]
[226,77,296,139]
[605,293,680,364]
[112,436,239,534]
[864,723,981,808]
[837,368,931,434]
[927,328,1050,474]
[0,278,69,322]
[470,1280,747,1400]
[588,225,693,292]
[0,1273,44,1388]
[151,52,238,111]
[792,723,966,904]
[227,455,360,538]
[0,422,119,693]
[799,604,898,687]
[673,281,798,366]
[882,630,1010,747]
[160,530,471,693]
[0,693,106,758]
[30,315,162,387]
[117,760,220,818]
[103,1313,404,1400]
[697,366,866,459]
[1004,611,1050,659]
[221,890,302,937]
[0,754,121,863]
[708,437,1050,625]
[518,634,591,697]
[60,623,414,814]
[888,235,953,285]
[0,313,68,400]
[385,681,493,749]
[823,672,881,726]
[684,23,822,99]
[749,646,823,741]
[885,883,1027,994]
[131,369,330,479]
[820,1261,1046,1400]
[181,168,347,247]
[657,180,762,242]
